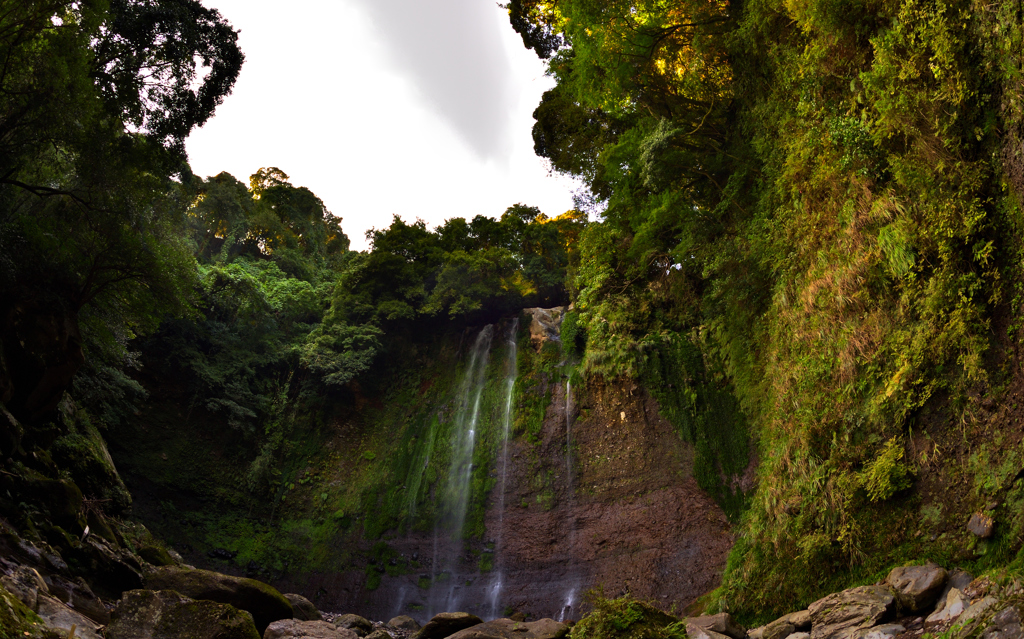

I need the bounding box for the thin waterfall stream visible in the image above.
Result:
[559,378,579,621]
[486,318,519,619]
[428,325,494,617]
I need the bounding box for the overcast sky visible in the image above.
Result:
[186,0,577,251]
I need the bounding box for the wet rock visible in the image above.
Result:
[285,593,322,621]
[0,565,48,610]
[44,573,110,624]
[367,629,395,639]
[267,619,358,639]
[789,634,809,639]
[687,613,746,639]
[968,513,995,539]
[809,585,895,639]
[389,616,422,631]
[446,618,569,639]
[146,565,292,634]
[106,589,260,639]
[414,612,485,639]
[981,606,1023,639]
[926,588,970,624]
[37,593,104,639]
[335,613,374,636]
[886,563,947,612]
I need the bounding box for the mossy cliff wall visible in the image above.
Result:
[110,309,741,621]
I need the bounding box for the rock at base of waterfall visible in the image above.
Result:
[414,612,485,639]
[268,619,359,639]
[285,593,322,621]
[446,618,569,639]
[335,613,375,636]
[389,616,422,631]
[105,589,260,639]
[686,613,747,639]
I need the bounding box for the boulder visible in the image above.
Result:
[926,588,970,624]
[968,513,995,539]
[687,627,732,639]
[687,613,746,639]
[367,630,395,639]
[285,593,322,621]
[961,597,1000,625]
[106,589,260,639]
[854,624,904,639]
[389,616,422,631]
[44,573,110,624]
[146,565,292,634]
[0,565,48,610]
[789,634,809,639]
[886,563,947,612]
[809,585,895,639]
[36,593,104,639]
[446,618,569,639]
[414,612,485,639]
[981,606,1023,639]
[524,307,566,351]
[335,613,374,636]
[788,611,812,630]
[70,535,144,597]
[140,544,178,567]
[761,620,794,639]
[266,619,359,639]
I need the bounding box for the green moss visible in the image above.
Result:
[0,584,48,639]
[570,591,683,639]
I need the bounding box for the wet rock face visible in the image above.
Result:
[292,377,734,622]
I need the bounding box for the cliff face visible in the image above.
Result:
[278,376,733,621]
[111,309,736,622]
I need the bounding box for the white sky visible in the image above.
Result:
[186,0,577,251]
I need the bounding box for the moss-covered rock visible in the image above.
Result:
[0,582,50,639]
[284,592,321,621]
[140,544,178,567]
[106,589,260,639]
[146,565,292,633]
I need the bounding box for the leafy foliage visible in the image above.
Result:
[569,591,684,639]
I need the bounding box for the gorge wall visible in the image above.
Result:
[111,308,739,622]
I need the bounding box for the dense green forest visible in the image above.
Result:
[5,0,1024,632]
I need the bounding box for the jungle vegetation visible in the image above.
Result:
[5,0,1024,623]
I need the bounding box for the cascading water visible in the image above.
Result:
[558,378,579,622]
[428,325,494,617]
[486,318,519,620]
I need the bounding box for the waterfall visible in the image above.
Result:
[487,318,518,619]
[559,377,580,621]
[428,325,494,617]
